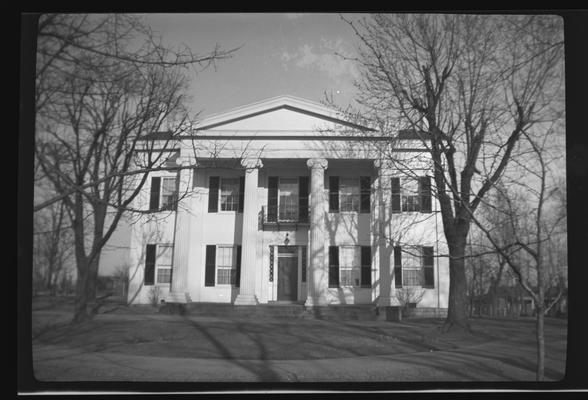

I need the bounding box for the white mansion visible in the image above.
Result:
[126,95,449,312]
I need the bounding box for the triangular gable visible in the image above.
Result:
[193,95,374,133]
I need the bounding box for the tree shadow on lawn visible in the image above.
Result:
[391,347,520,380]
[33,310,566,382]
[318,318,566,381]
[181,316,285,381]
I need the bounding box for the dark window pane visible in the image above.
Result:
[208,177,219,213]
[329,176,339,212]
[360,176,371,213]
[144,244,156,285]
[391,177,401,213]
[204,245,216,287]
[149,177,161,211]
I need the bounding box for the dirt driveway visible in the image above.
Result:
[31,304,567,382]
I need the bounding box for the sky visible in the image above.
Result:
[144,13,364,118]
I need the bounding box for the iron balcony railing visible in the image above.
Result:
[259,204,309,229]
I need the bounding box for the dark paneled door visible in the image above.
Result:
[277,257,298,301]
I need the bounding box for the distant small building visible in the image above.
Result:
[469,283,567,318]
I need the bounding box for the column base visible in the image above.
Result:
[165,291,191,304]
[304,296,328,307]
[234,294,259,305]
[376,296,393,307]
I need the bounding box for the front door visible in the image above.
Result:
[277,256,298,301]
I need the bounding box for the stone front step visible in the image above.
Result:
[160,302,403,321]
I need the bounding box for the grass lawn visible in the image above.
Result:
[30,296,567,382]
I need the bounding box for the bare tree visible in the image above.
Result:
[34,14,237,322]
[465,185,524,318]
[33,201,74,296]
[464,117,566,380]
[334,14,564,331]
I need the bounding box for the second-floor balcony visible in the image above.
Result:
[259,203,309,230]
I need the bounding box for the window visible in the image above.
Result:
[156,244,173,284]
[144,244,172,286]
[394,246,435,288]
[205,245,242,287]
[339,246,361,287]
[340,178,360,212]
[267,176,309,223]
[402,179,420,212]
[278,178,299,221]
[330,176,371,213]
[208,176,244,213]
[160,178,177,210]
[329,246,371,288]
[401,247,423,287]
[216,245,236,285]
[220,178,240,211]
[391,176,432,213]
[149,176,178,211]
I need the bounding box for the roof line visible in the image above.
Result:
[194,95,374,132]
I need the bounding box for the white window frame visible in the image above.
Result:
[402,246,423,287]
[339,245,361,287]
[339,177,360,213]
[219,177,241,212]
[401,177,421,213]
[216,245,237,286]
[155,244,173,285]
[160,176,178,210]
[278,177,299,221]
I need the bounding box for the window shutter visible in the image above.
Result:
[361,246,372,288]
[301,246,307,283]
[391,177,401,213]
[423,246,434,288]
[299,176,309,223]
[329,176,339,212]
[144,244,156,285]
[419,176,432,213]
[328,246,339,288]
[394,246,402,288]
[149,177,161,211]
[171,175,179,211]
[235,245,242,287]
[238,176,245,213]
[205,245,216,287]
[208,176,219,213]
[267,176,278,222]
[360,176,371,213]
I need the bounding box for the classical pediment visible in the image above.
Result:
[192,95,374,136]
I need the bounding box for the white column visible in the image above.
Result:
[305,158,329,306]
[167,157,193,303]
[234,157,263,305]
[374,159,393,306]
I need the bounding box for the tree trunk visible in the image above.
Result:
[443,240,470,331]
[536,306,545,380]
[87,257,100,303]
[73,259,90,323]
[87,255,101,314]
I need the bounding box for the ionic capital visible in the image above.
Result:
[241,157,263,170]
[306,158,328,170]
[373,159,393,171]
